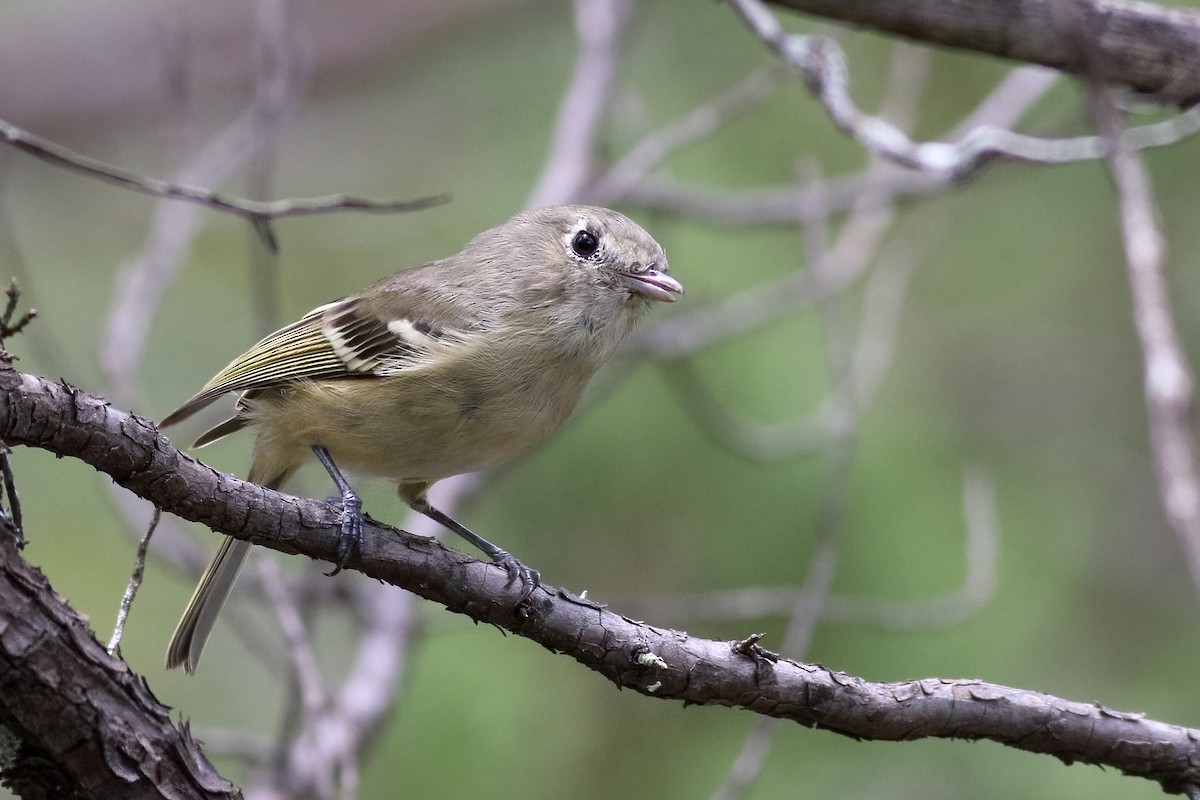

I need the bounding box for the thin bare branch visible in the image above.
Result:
[617,60,1058,223]
[0,281,36,344]
[726,0,1200,181]
[0,116,447,228]
[0,442,22,548]
[107,507,160,656]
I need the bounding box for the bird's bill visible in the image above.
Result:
[623,270,684,303]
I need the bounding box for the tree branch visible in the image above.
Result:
[2,364,1200,793]
[0,513,235,800]
[0,116,448,252]
[765,0,1200,105]
[729,0,1200,181]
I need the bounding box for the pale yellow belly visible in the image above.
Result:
[245,367,587,485]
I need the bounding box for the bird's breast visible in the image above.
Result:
[249,352,593,485]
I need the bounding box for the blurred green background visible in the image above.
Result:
[4,0,1200,797]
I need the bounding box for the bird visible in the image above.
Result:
[161,204,682,673]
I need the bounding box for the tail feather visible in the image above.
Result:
[159,391,222,430]
[193,415,251,448]
[164,536,253,674]
[165,468,293,673]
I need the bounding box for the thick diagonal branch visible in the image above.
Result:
[2,364,1199,795]
[766,0,1200,105]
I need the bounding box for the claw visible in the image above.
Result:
[492,549,540,604]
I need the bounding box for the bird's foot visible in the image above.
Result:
[325,491,363,576]
[491,549,540,607]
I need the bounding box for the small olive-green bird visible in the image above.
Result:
[162,205,682,673]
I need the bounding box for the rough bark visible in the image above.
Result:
[0,516,237,799]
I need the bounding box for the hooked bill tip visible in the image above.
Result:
[625,270,683,303]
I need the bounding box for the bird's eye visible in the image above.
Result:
[571,229,600,258]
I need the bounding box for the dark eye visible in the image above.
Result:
[571,229,599,258]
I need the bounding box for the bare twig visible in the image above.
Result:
[109,488,212,575]
[618,65,1058,225]
[107,507,160,655]
[726,0,1200,180]
[0,116,447,231]
[0,283,31,549]
[0,280,35,344]
[0,442,22,548]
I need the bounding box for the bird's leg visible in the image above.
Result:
[406,493,540,603]
[310,445,363,576]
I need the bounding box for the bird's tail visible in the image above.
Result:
[165,467,292,673]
